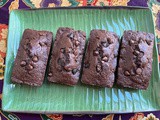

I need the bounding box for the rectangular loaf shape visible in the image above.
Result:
[81,30,119,87]
[117,30,154,89]
[48,27,86,85]
[11,29,53,86]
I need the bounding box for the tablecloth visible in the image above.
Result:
[0,0,160,120]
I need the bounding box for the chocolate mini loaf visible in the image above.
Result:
[11,29,53,86]
[81,30,119,87]
[117,30,154,89]
[48,27,86,86]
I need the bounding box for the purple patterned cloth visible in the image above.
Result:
[0,0,160,120]
[127,0,148,7]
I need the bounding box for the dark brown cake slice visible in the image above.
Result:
[117,30,154,89]
[81,30,119,87]
[11,29,53,86]
[48,27,86,86]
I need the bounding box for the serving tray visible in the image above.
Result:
[2,6,160,113]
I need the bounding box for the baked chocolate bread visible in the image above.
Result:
[117,30,154,89]
[81,30,119,87]
[11,29,53,86]
[48,27,86,85]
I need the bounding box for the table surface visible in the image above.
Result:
[0,0,160,120]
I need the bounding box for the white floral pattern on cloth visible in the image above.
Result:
[61,0,71,6]
[102,114,114,120]
[9,0,19,12]
[0,29,7,54]
[94,0,109,6]
[129,113,160,120]
[90,0,129,6]
[48,3,56,7]
[152,3,160,39]
[0,63,5,79]
[0,24,8,80]
[142,113,159,120]
[109,0,129,6]
[129,113,144,120]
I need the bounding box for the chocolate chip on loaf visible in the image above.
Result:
[117,30,154,89]
[48,27,86,86]
[32,56,38,62]
[20,61,27,67]
[81,30,119,87]
[11,29,53,86]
